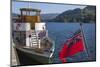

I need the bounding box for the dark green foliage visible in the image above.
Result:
[53,6,96,23]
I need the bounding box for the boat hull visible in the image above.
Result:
[15,47,52,66]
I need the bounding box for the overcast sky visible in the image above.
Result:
[12,1,86,14]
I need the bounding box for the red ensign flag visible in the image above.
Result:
[59,31,85,63]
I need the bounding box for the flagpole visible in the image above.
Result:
[80,23,90,59]
[80,10,90,60]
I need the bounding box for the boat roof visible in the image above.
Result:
[20,8,41,12]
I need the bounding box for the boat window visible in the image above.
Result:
[22,11,27,16]
[30,11,36,16]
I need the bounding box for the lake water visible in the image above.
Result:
[46,22,96,63]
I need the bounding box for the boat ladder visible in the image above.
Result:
[30,31,38,47]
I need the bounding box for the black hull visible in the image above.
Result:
[15,47,51,66]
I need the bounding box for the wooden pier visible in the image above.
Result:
[11,41,19,66]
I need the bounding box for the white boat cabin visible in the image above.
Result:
[13,23,48,49]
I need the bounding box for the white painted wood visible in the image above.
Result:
[13,23,31,31]
[35,23,46,31]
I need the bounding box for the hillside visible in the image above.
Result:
[40,13,59,22]
[52,6,96,23]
